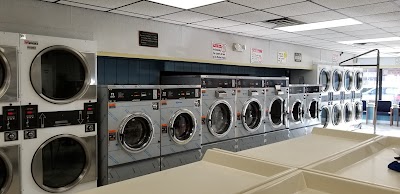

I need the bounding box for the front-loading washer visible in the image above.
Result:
[161,75,237,154]
[287,85,306,131]
[97,85,161,185]
[160,85,202,170]
[304,85,322,133]
[19,34,97,194]
[235,77,265,151]
[319,100,333,129]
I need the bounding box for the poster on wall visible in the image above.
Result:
[294,53,302,62]
[332,53,339,63]
[212,42,227,60]
[251,48,263,64]
[277,51,287,64]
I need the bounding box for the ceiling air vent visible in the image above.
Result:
[262,17,306,28]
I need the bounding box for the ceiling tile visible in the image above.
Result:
[331,24,375,32]
[224,11,280,23]
[160,11,216,23]
[41,0,58,2]
[251,21,278,28]
[228,0,305,9]
[382,26,400,33]
[243,28,283,36]
[328,36,361,41]
[219,24,267,32]
[57,1,110,11]
[264,32,302,39]
[192,2,254,17]
[109,10,152,18]
[370,20,400,28]
[336,2,400,17]
[186,24,214,30]
[294,29,337,36]
[264,2,328,17]
[118,1,181,17]
[290,11,347,23]
[67,0,140,9]
[285,36,316,42]
[311,32,350,39]
[355,12,400,23]
[152,18,186,25]
[343,28,387,36]
[311,0,388,9]
[191,18,244,28]
[352,33,394,39]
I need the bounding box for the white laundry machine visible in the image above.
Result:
[319,100,332,129]
[160,85,202,170]
[290,63,332,94]
[304,85,322,134]
[353,99,363,129]
[19,34,97,194]
[97,85,161,185]
[161,75,237,154]
[235,77,265,151]
[287,85,306,131]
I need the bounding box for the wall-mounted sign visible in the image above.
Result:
[251,48,263,64]
[277,51,287,64]
[294,53,302,62]
[212,42,227,60]
[332,53,339,63]
[139,31,158,48]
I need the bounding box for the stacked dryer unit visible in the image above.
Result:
[264,77,290,144]
[342,67,355,130]
[161,75,237,155]
[97,85,161,185]
[0,31,21,194]
[353,68,364,128]
[159,85,202,170]
[19,34,98,194]
[287,85,307,139]
[235,77,265,151]
[331,65,345,129]
[304,85,322,133]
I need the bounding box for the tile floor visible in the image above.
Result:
[354,121,400,137]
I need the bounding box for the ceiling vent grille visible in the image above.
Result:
[262,17,305,28]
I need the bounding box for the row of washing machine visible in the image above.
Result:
[291,63,364,131]
[0,32,98,194]
[97,75,323,186]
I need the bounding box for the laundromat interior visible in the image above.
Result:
[1,0,400,193]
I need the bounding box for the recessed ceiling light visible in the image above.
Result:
[275,18,362,32]
[148,0,225,9]
[338,37,400,45]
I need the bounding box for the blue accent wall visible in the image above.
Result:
[98,56,287,85]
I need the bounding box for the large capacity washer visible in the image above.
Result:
[304,85,322,133]
[235,77,265,151]
[160,85,202,170]
[97,85,161,185]
[19,34,98,194]
[287,85,307,139]
[161,75,237,154]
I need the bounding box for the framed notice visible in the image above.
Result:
[212,43,227,60]
[294,53,302,62]
[251,48,263,64]
[277,51,287,64]
[139,31,158,48]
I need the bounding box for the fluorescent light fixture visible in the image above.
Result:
[148,0,225,9]
[338,37,400,45]
[275,18,362,32]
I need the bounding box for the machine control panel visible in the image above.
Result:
[21,105,38,129]
[289,86,305,94]
[109,89,160,102]
[4,131,18,141]
[84,103,97,123]
[305,86,321,93]
[237,79,264,88]
[265,79,288,87]
[2,106,20,131]
[201,78,236,88]
[161,88,201,99]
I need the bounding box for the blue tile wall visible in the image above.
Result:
[98,56,287,85]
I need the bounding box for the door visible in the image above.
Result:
[344,70,353,91]
[207,100,234,138]
[332,104,342,126]
[242,99,263,132]
[31,134,96,193]
[355,71,363,91]
[320,106,330,128]
[30,46,91,104]
[332,70,343,92]
[118,113,154,153]
[0,151,12,194]
[354,102,363,120]
[344,103,353,123]
[308,99,319,120]
[319,69,331,92]
[268,96,285,128]
[169,109,197,145]
[290,100,303,123]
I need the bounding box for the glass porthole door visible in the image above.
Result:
[242,99,262,132]
[169,109,196,145]
[319,69,330,92]
[207,100,233,138]
[332,70,343,92]
[332,104,342,126]
[269,97,284,128]
[119,114,154,153]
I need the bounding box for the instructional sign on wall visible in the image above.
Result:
[277,51,287,64]
[251,48,263,64]
[332,53,339,63]
[294,53,302,62]
[212,43,227,60]
[139,31,158,48]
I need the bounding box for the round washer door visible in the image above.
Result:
[344,103,353,123]
[355,71,363,91]
[169,109,197,145]
[344,70,354,91]
[320,106,330,128]
[30,45,90,104]
[0,51,12,99]
[354,102,363,120]
[332,70,343,92]
[207,100,234,138]
[319,69,331,92]
[31,135,91,193]
[242,99,263,132]
[118,113,154,153]
[332,104,342,126]
[269,97,284,128]
[0,151,12,194]
[290,100,303,123]
[308,99,319,119]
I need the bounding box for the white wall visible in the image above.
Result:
[0,0,354,69]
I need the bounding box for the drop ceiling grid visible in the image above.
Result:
[43,0,400,53]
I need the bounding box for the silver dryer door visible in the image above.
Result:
[319,69,331,92]
[332,104,342,126]
[355,71,363,91]
[0,46,17,102]
[169,109,197,145]
[207,100,234,138]
[118,113,154,153]
[320,106,330,128]
[354,102,363,120]
[0,145,19,194]
[308,99,319,120]
[242,99,263,132]
[344,103,353,123]
[344,70,354,91]
[30,45,94,104]
[31,134,96,193]
[290,100,303,123]
[332,70,343,92]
